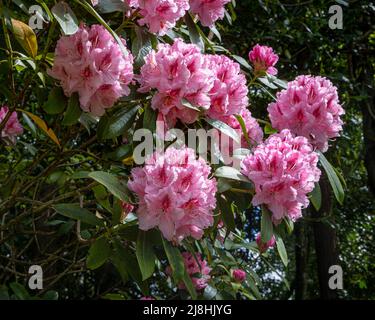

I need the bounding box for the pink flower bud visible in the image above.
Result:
[249,44,279,76]
[232,269,246,283]
[256,233,276,253]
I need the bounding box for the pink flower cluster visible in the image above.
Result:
[139,39,214,127]
[128,146,217,243]
[179,252,211,290]
[190,0,231,27]
[0,106,23,144]
[125,0,189,35]
[139,39,251,128]
[232,269,246,283]
[126,0,230,34]
[256,233,276,253]
[267,75,344,152]
[48,24,134,116]
[205,54,249,119]
[249,44,279,76]
[241,130,321,223]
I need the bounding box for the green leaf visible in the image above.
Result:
[86,237,111,270]
[9,283,30,300]
[132,26,154,67]
[258,76,278,89]
[110,241,129,283]
[51,1,79,35]
[205,118,240,144]
[162,237,184,282]
[62,93,82,126]
[143,105,157,133]
[235,114,250,145]
[184,12,204,51]
[318,152,345,205]
[97,105,140,140]
[53,204,104,226]
[214,166,250,183]
[136,230,156,280]
[102,293,126,300]
[218,196,235,233]
[42,291,59,300]
[107,144,132,161]
[232,55,252,70]
[310,182,322,211]
[182,269,197,299]
[43,87,67,115]
[111,240,149,295]
[88,171,129,202]
[275,236,288,267]
[261,206,273,243]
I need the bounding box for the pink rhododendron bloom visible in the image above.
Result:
[205,54,249,119]
[48,24,134,116]
[126,0,189,35]
[267,75,344,152]
[139,38,214,127]
[128,147,217,243]
[232,269,246,283]
[167,252,211,290]
[190,0,231,27]
[0,106,23,144]
[256,233,276,253]
[248,44,279,76]
[241,130,321,223]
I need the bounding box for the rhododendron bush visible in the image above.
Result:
[0,0,349,300]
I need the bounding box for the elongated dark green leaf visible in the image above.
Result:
[318,152,344,205]
[184,13,204,51]
[86,237,111,270]
[310,182,322,211]
[162,237,184,282]
[218,196,235,233]
[88,171,129,202]
[261,206,273,243]
[275,236,288,267]
[232,54,252,70]
[62,93,82,126]
[182,269,197,299]
[235,114,250,145]
[143,105,157,132]
[9,283,30,300]
[51,1,79,35]
[111,240,149,295]
[53,204,104,226]
[97,105,139,140]
[136,230,156,281]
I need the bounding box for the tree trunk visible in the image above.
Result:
[311,175,339,299]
